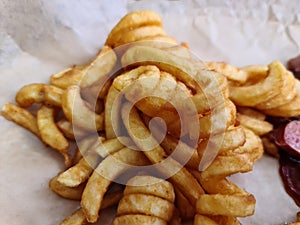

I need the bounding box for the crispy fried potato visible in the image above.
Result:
[60,191,123,225]
[122,102,204,206]
[15,83,63,107]
[61,85,104,131]
[197,126,246,158]
[241,64,268,85]
[117,193,174,221]
[106,10,163,48]
[208,215,242,225]
[229,61,284,106]
[196,194,256,217]
[1,103,40,137]
[50,66,85,89]
[37,105,71,167]
[255,70,296,110]
[125,175,175,203]
[174,187,196,219]
[237,113,273,136]
[57,148,101,187]
[236,107,266,121]
[194,214,219,225]
[49,174,85,200]
[72,135,99,164]
[200,153,253,178]
[81,147,149,222]
[94,137,134,158]
[205,61,248,84]
[79,46,117,88]
[56,119,87,140]
[104,85,122,139]
[191,170,247,195]
[262,80,300,117]
[112,214,167,225]
[114,65,195,138]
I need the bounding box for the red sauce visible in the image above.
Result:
[279,151,300,207]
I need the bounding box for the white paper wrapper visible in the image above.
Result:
[0,1,299,224]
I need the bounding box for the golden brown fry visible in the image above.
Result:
[37,105,71,167]
[112,214,167,225]
[200,153,253,178]
[241,64,268,85]
[125,175,175,203]
[236,106,266,121]
[229,61,284,106]
[168,208,182,225]
[190,170,247,195]
[57,148,101,187]
[61,85,104,131]
[197,126,246,158]
[104,85,122,139]
[106,10,163,48]
[56,119,87,140]
[50,66,84,89]
[174,187,196,219]
[262,80,300,117]
[208,215,241,225]
[81,147,149,223]
[79,46,117,88]
[194,214,219,225]
[237,113,273,136]
[49,174,85,200]
[255,70,296,110]
[122,102,204,206]
[196,194,256,217]
[15,83,63,107]
[205,61,248,84]
[117,193,174,221]
[1,103,40,137]
[93,137,127,158]
[60,191,123,225]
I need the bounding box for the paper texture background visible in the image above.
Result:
[0,0,299,224]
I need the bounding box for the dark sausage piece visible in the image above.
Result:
[288,55,300,79]
[272,120,300,158]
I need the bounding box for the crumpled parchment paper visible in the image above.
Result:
[0,1,299,224]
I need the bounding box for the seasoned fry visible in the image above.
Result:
[60,191,123,225]
[122,102,204,206]
[196,194,256,217]
[49,174,85,200]
[56,119,87,140]
[16,83,63,107]
[117,193,174,221]
[50,66,84,89]
[205,61,248,84]
[1,103,40,136]
[174,187,196,219]
[37,105,71,167]
[81,147,149,222]
[229,61,284,106]
[112,214,167,225]
[194,214,219,225]
[237,113,273,136]
[124,175,175,203]
[61,85,104,131]
[57,148,101,187]
[104,85,122,139]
